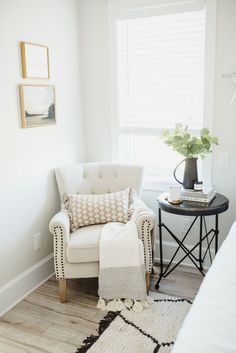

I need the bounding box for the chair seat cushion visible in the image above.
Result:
[66,223,143,264]
[66,224,103,263]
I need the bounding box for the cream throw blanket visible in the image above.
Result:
[97,219,150,312]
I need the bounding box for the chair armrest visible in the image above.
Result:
[131,199,155,273]
[131,198,155,229]
[49,211,70,242]
[49,211,70,279]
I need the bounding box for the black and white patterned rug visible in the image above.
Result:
[76,293,192,353]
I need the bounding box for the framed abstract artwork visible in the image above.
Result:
[19,85,56,128]
[20,42,50,79]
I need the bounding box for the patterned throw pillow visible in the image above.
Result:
[64,188,132,232]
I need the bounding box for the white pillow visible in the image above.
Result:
[64,188,132,232]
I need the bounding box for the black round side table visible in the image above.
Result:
[155,193,229,289]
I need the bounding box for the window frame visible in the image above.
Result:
[108,0,217,191]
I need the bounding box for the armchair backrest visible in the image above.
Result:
[55,162,143,200]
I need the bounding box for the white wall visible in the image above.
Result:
[78,0,111,161]
[79,0,236,266]
[0,0,84,312]
[212,0,236,235]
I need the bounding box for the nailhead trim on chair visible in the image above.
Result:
[141,220,152,273]
[52,219,152,279]
[53,226,65,280]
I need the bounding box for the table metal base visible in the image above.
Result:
[155,209,219,289]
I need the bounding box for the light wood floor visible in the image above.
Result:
[0,266,203,353]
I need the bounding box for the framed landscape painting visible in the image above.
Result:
[20,42,50,79]
[19,85,56,128]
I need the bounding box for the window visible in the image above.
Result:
[112,4,207,185]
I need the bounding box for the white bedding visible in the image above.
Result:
[172,221,236,353]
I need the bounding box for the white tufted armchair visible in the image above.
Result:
[49,163,155,303]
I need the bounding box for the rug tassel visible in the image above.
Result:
[97,312,120,335]
[116,299,126,311]
[106,299,126,311]
[76,312,119,353]
[124,298,133,309]
[97,297,153,312]
[96,297,106,311]
[106,299,119,311]
[132,300,144,313]
[75,334,98,353]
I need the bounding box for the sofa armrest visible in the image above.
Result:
[131,199,155,273]
[49,211,70,279]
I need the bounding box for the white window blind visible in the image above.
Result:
[115,7,206,183]
[117,10,205,129]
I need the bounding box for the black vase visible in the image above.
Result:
[174,157,198,189]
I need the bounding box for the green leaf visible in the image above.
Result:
[201,137,211,150]
[177,147,188,157]
[162,129,169,139]
[164,138,173,146]
[173,135,182,142]
[191,144,202,154]
[201,128,209,136]
[175,123,183,129]
[211,136,219,144]
[161,123,218,158]
[183,133,190,142]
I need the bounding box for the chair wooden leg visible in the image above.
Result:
[59,279,67,303]
[146,272,151,294]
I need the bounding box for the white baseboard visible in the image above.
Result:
[154,240,215,271]
[0,253,55,317]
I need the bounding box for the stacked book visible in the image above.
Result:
[181,186,216,203]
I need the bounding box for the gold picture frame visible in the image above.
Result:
[19,85,56,128]
[20,42,50,79]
